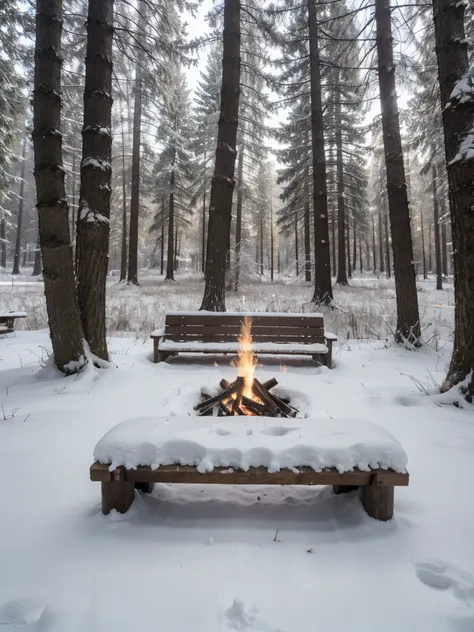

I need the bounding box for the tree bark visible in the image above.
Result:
[32,231,41,276]
[432,0,474,390]
[432,162,443,290]
[372,214,377,272]
[33,0,86,372]
[304,174,311,282]
[201,159,206,274]
[160,195,165,275]
[270,195,274,281]
[352,222,357,273]
[295,211,299,277]
[165,167,175,281]
[420,207,427,280]
[201,0,240,311]
[76,0,113,361]
[384,199,391,278]
[308,0,332,304]
[375,0,421,344]
[120,110,127,281]
[441,220,448,277]
[0,214,5,269]
[346,221,352,278]
[335,86,348,285]
[378,204,384,273]
[12,136,27,275]
[234,134,244,291]
[260,216,264,276]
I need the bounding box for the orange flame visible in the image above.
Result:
[237,317,258,399]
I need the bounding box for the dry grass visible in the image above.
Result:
[0,271,454,346]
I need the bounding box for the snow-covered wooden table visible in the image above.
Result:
[90,417,409,521]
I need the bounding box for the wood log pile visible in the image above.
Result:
[195,377,298,417]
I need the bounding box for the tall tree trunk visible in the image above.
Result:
[375,0,421,343]
[441,220,448,277]
[372,214,377,272]
[76,0,113,361]
[304,173,311,281]
[71,152,77,253]
[378,205,385,273]
[127,5,144,287]
[12,136,27,275]
[432,162,443,290]
[335,86,348,285]
[420,207,427,280]
[234,134,244,291]
[260,216,264,276]
[352,222,357,272]
[201,0,240,311]
[359,232,363,273]
[160,195,165,276]
[295,211,299,277]
[433,0,474,390]
[120,110,127,281]
[346,221,352,278]
[384,201,391,278]
[270,195,274,281]
[201,161,206,274]
[33,0,86,372]
[0,214,5,269]
[308,0,332,304]
[277,249,281,276]
[428,220,433,272]
[166,167,175,281]
[174,228,179,271]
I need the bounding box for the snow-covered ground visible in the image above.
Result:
[0,320,473,631]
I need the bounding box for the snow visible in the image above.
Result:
[158,340,329,354]
[0,278,472,632]
[78,203,109,224]
[449,126,474,165]
[0,311,26,318]
[81,156,111,171]
[448,66,474,105]
[94,416,408,474]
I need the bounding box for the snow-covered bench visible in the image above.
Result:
[0,311,26,334]
[151,312,337,368]
[90,417,409,521]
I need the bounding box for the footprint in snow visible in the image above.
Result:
[414,560,474,606]
[224,598,284,632]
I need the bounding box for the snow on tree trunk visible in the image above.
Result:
[76,0,113,362]
[201,0,240,312]
[375,0,421,345]
[308,0,333,304]
[33,0,86,373]
[432,0,474,392]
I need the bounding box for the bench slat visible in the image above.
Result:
[90,462,409,487]
[165,315,324,327]
[163,333,325,344]
[164,325,325,337]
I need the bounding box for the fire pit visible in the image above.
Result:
[194,317,298,418]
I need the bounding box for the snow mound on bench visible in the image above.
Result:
[93,417,408,475]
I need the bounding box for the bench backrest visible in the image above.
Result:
[163,312,325,344]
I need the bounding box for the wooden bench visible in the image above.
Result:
[151,312,337,368]
[90,462,409,521]
[0,311,26,335]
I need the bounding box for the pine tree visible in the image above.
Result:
[375,0,421,345]
[150,60,194,281]
[76,0,114,362]
[201,0,241,311]
[432,0,474,395]
[33,0,86,373]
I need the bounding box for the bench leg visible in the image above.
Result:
[360,485,394,521]
[333,485,359,495]
[135,481,154,494]
[101,480,135,515]
[153,339,159,363]
[326,340,333,369]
